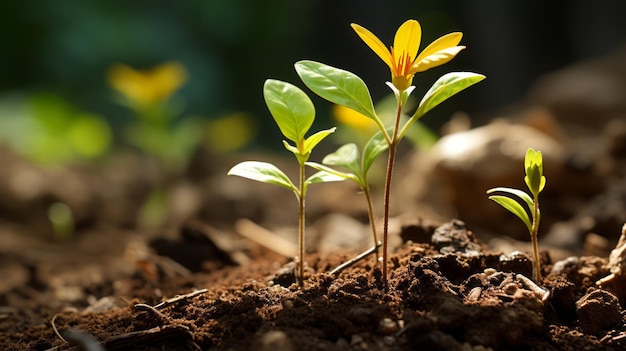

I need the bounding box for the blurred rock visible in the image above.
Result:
[527,46,626,135]
[597,223,626,301]
[255,330,294,351]
[313,213,370,254]
[397,120,565,240]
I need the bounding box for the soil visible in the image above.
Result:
[3,51,626,351]
[2,144,626,351]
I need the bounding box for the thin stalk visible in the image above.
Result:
[363,186,379,260]
[530,198,541,282]
[381,96,404,289]
[297,162,306,287]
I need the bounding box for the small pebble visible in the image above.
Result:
[483,268,497,276]
[378,318,398,335]
[281,299,294,310]
[503,283,518,296]
[256,330,293,351]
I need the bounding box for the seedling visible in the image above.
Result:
[48,202,75,241]
[295,19,484,288]
[107,61,202,169]
[487,148,546,282]
[228,79,341,286]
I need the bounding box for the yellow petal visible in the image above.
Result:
[205,113,256,153]
[107,62,187,106]
[351,23,393,69]
[412,46,465,73]
[332,104,376,131]
[151,62,187,102]
[393,20,421,62]
[107,63,149,104]
[416,32,463,62]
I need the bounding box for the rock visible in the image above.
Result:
[526,47,626,133]
[255,330,294,351]
[377,318,399,335]
[397,120,565,240]
[597,223,626,300]
[313,213,370,254]
[575,288,622,334]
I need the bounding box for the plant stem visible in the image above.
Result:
[363,186,379,260]
[531,198,541,282]
[381,96,404,290]
[297,162,306,287]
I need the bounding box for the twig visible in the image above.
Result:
[50,313,67,344]
[516,274,550,302]
[329,241,382,276]
[134,303,168,321]
[103,325,195,350]
[152,289,208,310]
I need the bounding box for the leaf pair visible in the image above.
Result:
[228,160,342,197]
[227,79,342,195]
[263,79,336,163]
[294,60,485,143]
[486,149,545,232]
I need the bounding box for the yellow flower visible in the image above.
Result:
[107,61,187,107]
[351,20,465,91]
[332,104,377,131]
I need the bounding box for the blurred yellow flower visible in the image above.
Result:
[107,61,187,107]
[332,104,376,132]
[351,20,465,92]
[204,113,257,153]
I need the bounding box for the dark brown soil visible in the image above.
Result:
[2,214,626,351]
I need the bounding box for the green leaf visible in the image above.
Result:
[306,162,359,183]
[282,140,300,155]
[486,187,534,210]
[295,60,378,122]
[487,195,532,232]
[362,130,389,175]
[302,127,336,155]
[413,72,485,120]
[524,148,546,195]
[321,143,360,175]
[306,170,348,185]
[263,79,314,144]
[228,161,297,192]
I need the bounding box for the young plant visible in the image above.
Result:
[295,19,485,288]
[487,148,546,282]
[228,79,341,286]
[107,61,202,169]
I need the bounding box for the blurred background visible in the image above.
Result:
[0,0,624,235]
[1,0,625,153]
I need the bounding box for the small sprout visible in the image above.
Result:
[228,79,341,286]
[487,148,546,282]
[48,202,74,241]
